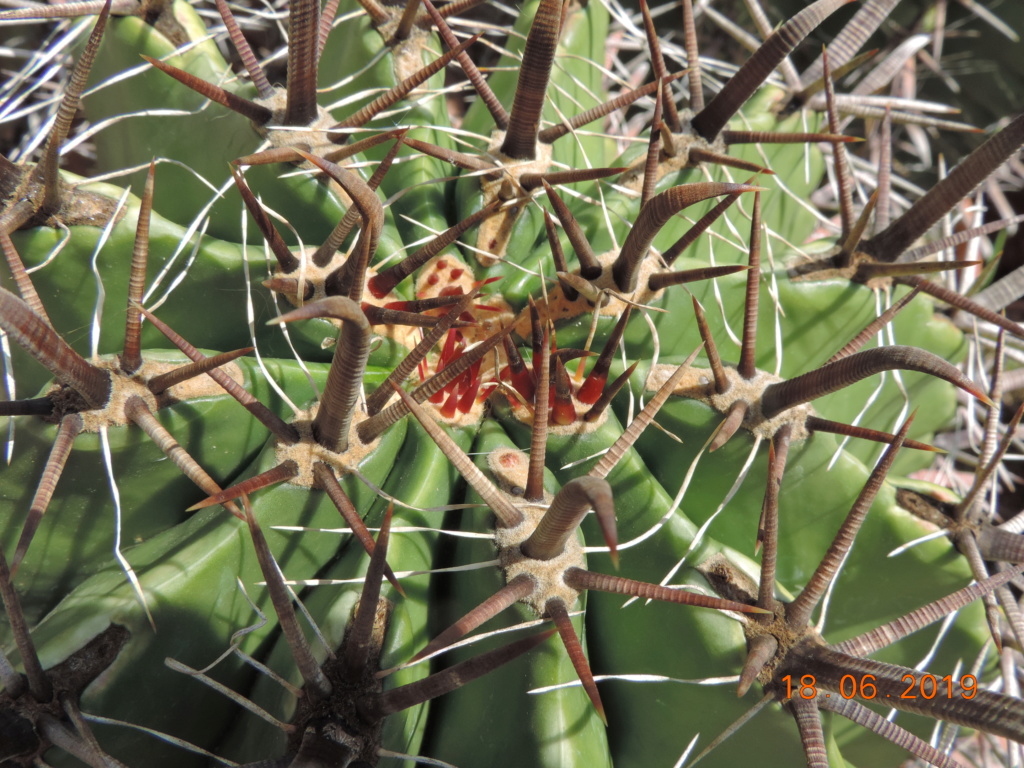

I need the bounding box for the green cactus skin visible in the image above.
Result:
[1,0,1022,766]
[0,354,316,630]
[421,418,612,768]
[215,420,477,764]
[85,1,257,236]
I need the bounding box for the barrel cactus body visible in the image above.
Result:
[1,0,1023,766]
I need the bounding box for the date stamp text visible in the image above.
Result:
[780,673,978,701]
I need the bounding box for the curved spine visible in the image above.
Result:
[761,346,988,420]
[612,183,758,293]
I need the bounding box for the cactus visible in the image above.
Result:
[1,0,1023,766]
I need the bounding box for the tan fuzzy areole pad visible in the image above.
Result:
[487,448,586,615]
[413,253,516,345]
[497,509,584,615]
[646,363,813,441]
[514,250,667,337]
[275,406,381,488]
[251,89,354,208]
[474,130,554,265]
[427,397,489,429]
[254,90,341,157]
[487,447,531,496]
[55,358,245,433]
[617,109,731,192]
[414,254,478,301]
[371,23,439,85]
